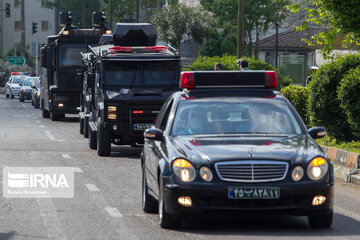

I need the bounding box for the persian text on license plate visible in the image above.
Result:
[134,124,153,131]
[228,187,280,199]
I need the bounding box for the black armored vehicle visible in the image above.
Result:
[40,11,109,121]
[79,23,181,156]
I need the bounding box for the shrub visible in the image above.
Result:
[188,55,292,89]
[280,85,310,126]
[338,67,360,137]
[308,54,360,141]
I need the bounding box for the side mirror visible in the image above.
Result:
[19,83,23,86]
[144,128,163,141]
[31,85,36,89]
[87,73,95,88]
[308,127,327,139]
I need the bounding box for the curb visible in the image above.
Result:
[321,145,360,185]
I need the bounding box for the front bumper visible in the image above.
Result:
[104,122,147,144]
[162,178,334,216]
[11,89,20,95]
[21,92,32,99]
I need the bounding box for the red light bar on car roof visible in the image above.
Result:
[109,45,167,54]
[179,71,278,90]
[11,72,19,75]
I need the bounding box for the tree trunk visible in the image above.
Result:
[255,27,259,60]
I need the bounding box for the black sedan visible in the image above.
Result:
[141,71,333,229]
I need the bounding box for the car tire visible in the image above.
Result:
[97,118,111,156]
[19,95,24,102]
[308,211,333,228]
[6,94,9,99]
[88,128,97,150]
[35,101,40,109]
[84,116,89,138]
[158,177,179,229]
[142,164,157,213]
[42,108,50,118]
[10,92,14,99]
[79,117,84,135]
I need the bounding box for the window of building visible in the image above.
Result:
[14,0,21,8]
[41,21,49,32]
[14,21,22,32]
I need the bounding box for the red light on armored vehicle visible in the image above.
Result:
[109,46,132,53]
[145,46,167,52]
[265,71,278,88]
[133,110,144,114]
[179,72,194,89]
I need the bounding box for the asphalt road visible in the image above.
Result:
[1,94,360,240]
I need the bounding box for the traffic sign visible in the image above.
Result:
[7,56,26,66]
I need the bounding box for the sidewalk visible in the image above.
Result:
[322,145,360,184]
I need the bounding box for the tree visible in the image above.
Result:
[152,4,215,51]
[43,0,100,27]
[200,0,289,57]
[290,0,360,57]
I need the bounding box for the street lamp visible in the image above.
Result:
[237,0,244,58]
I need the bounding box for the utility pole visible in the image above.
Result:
[21,0,26,57]
[110,0,113,30]
[275,23,279,67]
[55,0,59,33]
[136,0,139,23]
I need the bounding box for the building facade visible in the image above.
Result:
[0,0,55,58]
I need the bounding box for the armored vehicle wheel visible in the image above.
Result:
[79,117,84,135]
[89,128,97,150]
[97,118,111,156]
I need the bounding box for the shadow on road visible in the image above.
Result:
[173,213,360,236]
[61,116,79,123]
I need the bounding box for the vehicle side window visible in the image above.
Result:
[160,100,173,131]
[155,97,173,129]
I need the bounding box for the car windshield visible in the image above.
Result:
[23,80,32,86]
[59,44,87,67]
[103,61,179,89]
[12,77,22,83]
[172,98,303,136]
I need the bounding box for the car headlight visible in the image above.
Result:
[292,166,304,181]
[307,157,328,181]
[200,166,213,182]
[172,159,196,182]
[37,92,40,96]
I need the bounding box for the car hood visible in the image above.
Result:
[11,83,20,88]
[170,134,324,166]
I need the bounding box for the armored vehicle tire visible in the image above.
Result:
[84,117,89,138]
[97,119,111,156]
[6,94,9,98]
[308,211,333,228]
[42,108,50,118]
[51,113,64,121]
[89,128,97,150]
[79,117,84,135]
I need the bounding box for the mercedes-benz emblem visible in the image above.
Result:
[248,147,256,158]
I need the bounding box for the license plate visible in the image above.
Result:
[134,124,152,131]
[228,187,280,199]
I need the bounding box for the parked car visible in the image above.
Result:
[19,78,35,102]
[31,77,41,108]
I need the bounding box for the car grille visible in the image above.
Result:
[215,161,289,182]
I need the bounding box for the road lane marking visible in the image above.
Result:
[73,167,83,173]
[44,131,56,141]
[105,207,123,218]
[36,120,40,123]
[39,125,45,128]
[62,154,71,159]
[85,184,100,192]
[21,103,26,108]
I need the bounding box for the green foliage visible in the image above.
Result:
[201,0,289,56]
[308,54,360,141]
[43,0,100,27]
[290,0,360,57]
[152,4,215,50]
[280,85,310,125]
[316,136,360,155]
[189,55,292,89]
[338,67,360,137]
